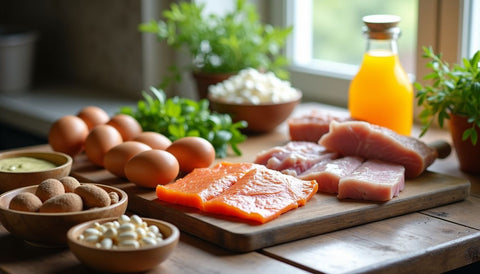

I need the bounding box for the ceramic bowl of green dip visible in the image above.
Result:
[0,150,72,193]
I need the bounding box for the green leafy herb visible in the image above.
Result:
[120,87,247,158]
[415,46,480,145]
[138,0,292,87]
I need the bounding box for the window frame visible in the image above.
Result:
[271,0,465,108]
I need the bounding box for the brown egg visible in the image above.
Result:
[84,124,123,167]
[125,150,179,188]
[133,131,172,150]
[48,115,89,157]
[166,137,215,173]
[104,141,151,178]
[106,114,142,141]
[77,106,110,130]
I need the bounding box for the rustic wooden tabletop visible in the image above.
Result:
[1,103,479,273]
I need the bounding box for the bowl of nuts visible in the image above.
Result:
[0,177,127,246]
[67,215,179,273]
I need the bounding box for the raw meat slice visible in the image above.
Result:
[298,156,364,194]
[254,141,338,176]
[318,121,437,178]
[203,165,318,223]
[288,110,352,142]
[155,162,255,210]
[337,160,405,201]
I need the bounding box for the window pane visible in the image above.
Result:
[308,0,418,73]
[465,0,480,58]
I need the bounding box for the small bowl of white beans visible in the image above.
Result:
[67,215,180,273]
[208,68,302,133]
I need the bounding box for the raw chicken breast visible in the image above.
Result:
[318,121,437,178]
[298,156,364,194]
[337,159,405,201]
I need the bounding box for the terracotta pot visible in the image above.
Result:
[448,113,480,173]
[192,71,235,99]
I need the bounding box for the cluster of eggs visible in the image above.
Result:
[9,176,118,213]
[78,214,164,249]
[48,106,215,188]
[208,68,300,104]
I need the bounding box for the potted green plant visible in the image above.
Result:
[415,46,480,173]
[139,0,292,98]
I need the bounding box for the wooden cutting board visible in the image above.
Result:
[70,130,471,252]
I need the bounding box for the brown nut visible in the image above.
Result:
[35,178,65,202]
[9,192,43,212]
[109,191,119,204]
[39,193,84,213]
[74,184,111,208]
[59,176,81,192]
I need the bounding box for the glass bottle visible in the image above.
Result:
[348,15,413,135]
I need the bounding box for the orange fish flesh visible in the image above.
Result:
[155,162,318,223]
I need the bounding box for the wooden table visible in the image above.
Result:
[1,103,479,273]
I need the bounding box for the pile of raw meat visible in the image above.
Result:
[256,112,438,202]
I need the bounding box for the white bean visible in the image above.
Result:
[100,238,113,249]
[118,240,140,248]
[118,231,138,242]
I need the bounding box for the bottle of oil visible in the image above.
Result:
[348,15,413,135]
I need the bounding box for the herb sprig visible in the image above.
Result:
[415,46,480,145]
[120,87,247,158]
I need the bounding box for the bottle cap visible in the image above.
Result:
[362,14,401,39]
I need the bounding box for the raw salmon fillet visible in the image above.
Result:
[337,160,405,201]
[155,162,255,210]
[319,121,437,178]
[203,165,318,223]
[156,162,318,223]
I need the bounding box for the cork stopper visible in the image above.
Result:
[362,14,401,39]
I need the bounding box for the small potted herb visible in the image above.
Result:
[415,46,480,173]
[139,0,292,98]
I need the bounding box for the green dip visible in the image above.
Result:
[0,157,57,172]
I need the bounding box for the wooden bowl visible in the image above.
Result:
[0,184,127,247]
[208,90,302,133]
[67,217,179,273]
[0,151,72,193]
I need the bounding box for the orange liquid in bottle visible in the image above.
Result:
[348,50,413,135]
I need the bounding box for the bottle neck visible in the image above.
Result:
[366,38,398,55]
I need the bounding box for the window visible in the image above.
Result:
[274,0,472,107]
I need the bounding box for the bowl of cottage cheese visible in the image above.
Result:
[208,68,302,133]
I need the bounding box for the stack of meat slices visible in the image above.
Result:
[255,120,438,202]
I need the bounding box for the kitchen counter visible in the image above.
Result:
[1,102,479,273]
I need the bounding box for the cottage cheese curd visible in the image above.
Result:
[208,68,299,104]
